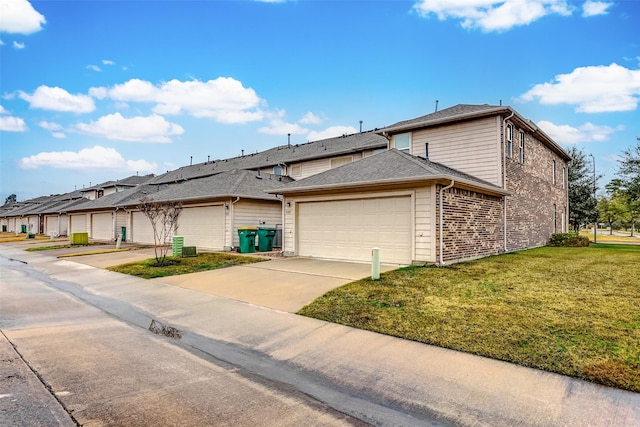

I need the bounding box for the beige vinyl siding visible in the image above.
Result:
[115,210,127,241]
[91,212,113,240]
[411,116,501,186]
[414,186,433,262]
[70,214,87,233]
[297,152,365,179]
[232,200,282,247]
[283,201,295,255]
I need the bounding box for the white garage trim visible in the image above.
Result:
[91,212,113,241]
[296,195,413,265]
[178,205,225,250]
[131,211,156,244]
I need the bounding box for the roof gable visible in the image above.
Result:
[271,149,507,195]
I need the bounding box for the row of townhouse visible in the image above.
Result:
[1,104,570,265]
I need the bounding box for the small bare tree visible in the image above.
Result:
[139,197,183,266]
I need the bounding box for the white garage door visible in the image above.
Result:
[45,216,58,236]
[179,206,225,250]
[70,214,87,233]
[92,212,113,241]
[297,197,412,264]
[132,211,155,244]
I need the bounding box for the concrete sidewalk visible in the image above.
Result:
[1,245,639,426]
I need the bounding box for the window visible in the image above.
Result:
[506,124,513,158]
[273,165,284,176]
[552,160,556,185]
[519,132,525,164]
[330,156,353,168]
[562,166,566,189]
[291,164,301,177]
[393,133,411,153]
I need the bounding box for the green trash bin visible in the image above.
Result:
[21,224,27,233]
[257,227,277,252]
[237,227,258,253]
[172,236,184,257]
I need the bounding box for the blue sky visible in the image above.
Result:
[1,0,639,201]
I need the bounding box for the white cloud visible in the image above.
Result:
[19,145,157,173]
[413,0,572,32]
[538,120,622,144]
[582,0,612,17]
[0,0,46,34]
[102,59,115,65]
[521,63,640,113]
[19,85,95,113]
[92,77,265,124]
[307,126,358,142]
[38,120,66,138]
[0,40,4,45]
[74,113,184,143]
[12,41,25,49]
[258,119,309,135]
[299,112,323,125]
[0,105,27,131]
[87,64,101,72]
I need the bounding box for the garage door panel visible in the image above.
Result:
[132,212,155,244]
[70,215,87,233]
[179,206,224,250]
[92,213,112,240]
[297,196,411,264]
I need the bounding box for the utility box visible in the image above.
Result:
[172,236,184,257]
[257,227,277,252]
[70,232,89,245]
[237,227,258,253]
[181,246,197,257]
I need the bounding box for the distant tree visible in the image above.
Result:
[597,196,626,235]
[138,197,183,266]
[4,194,16,205]
[567,146,599,232]
[616,140,640,236]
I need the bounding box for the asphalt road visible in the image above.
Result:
[0,257,365,427]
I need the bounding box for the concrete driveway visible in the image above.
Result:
[64,247,399,313]
[154,257,398,312]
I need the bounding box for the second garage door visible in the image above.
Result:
[179,206,225,250]
[131,211,155,244]
[91,212,113,240]
[297,196,412,264]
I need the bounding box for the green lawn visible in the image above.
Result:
[298,246,640,392]
[107,252,266,279]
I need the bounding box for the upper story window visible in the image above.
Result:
[291,164,301,177]
[562,166,566,189]
[273,165,284,176]
[552,160,556,185]
[506,124,513,158]
[519,132,525,164]
[393,133,411,153]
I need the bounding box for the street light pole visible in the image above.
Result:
[589,154,597,244]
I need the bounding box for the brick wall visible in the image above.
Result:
[505,124,568,250]
[436,186,505,263]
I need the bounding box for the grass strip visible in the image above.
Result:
[298,246,640,392]
[107,252,266,279]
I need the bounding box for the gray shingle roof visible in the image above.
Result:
[148,130,387,185]
[67,184,168,212]
[81,174,155,191]
[149,169,293,204]
[270,149,508,195]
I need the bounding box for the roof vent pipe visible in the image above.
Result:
[288,133,291,148]
[435,100,439,112]
[190,156,193,166]
[207,155,210,163]
[359,120,363,132]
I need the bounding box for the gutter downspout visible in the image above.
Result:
[502,110,515,253]
[439,180,455,266]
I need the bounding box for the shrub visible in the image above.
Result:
[548,232,590,247]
